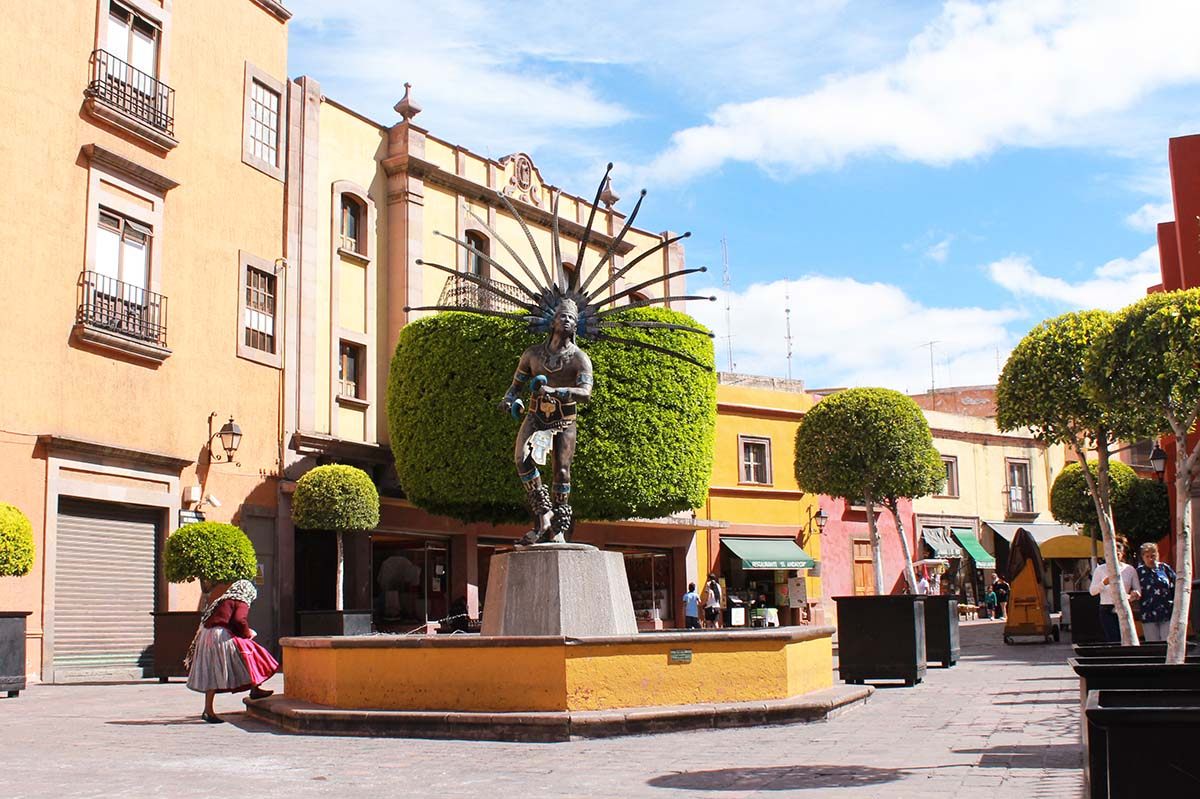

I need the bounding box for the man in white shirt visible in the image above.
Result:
[1089,539,1141,642]
[916,574,930,595]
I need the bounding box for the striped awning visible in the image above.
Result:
[922,526,963,559]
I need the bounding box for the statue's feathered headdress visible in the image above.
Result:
[402,164,716,369]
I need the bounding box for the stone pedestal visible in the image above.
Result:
[482,543,637,637]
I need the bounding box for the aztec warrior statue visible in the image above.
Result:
[406,164,714,545]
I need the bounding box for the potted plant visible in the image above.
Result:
[0,502,35,697]
[795,388,944,685]
[292,464,380,636]
[159,521,257,680]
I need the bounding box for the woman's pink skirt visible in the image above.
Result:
[232,636,280,685]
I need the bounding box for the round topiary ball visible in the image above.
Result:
[163,522,257,584]
[292,464,381,531]
[0,502,35,578]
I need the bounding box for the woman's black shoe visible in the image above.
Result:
[248,687,274,700]
[201,712,225,724]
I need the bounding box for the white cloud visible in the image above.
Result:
[924,236,953,263]
[641,0,1200,183]
[689,276,1020,391]
[986,246,1160,309]
[1125,201,1173,233]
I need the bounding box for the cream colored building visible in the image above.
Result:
[0,0,292,681]
[279,80,699,629]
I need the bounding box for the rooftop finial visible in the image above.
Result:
[599,175,620,208]
[394,82,421,122]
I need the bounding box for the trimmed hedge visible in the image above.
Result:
[1049,461,1169,552]
[292,464,381,531]
[387,307,717,523]
[0,503,35,577]
[163,522,256,584]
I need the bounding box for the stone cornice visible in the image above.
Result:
[250,0,292,22]
[37,434,192,472]
[80,144,179,193]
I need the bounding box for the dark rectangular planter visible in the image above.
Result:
[833,596,926,686]
[151,611,202,681]
[297,610,373,636]
[919,596,960,667]
[1073,641,1196,658]
[1086,689,1200,799]
[0,612,31,697]
[1069,658,1200,798]
[1068,591,1103,644]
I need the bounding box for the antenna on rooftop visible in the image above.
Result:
[919,340,939,395]
[784,285,793,381]
[722,236,735,372]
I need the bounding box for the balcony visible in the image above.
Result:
[1005,485,1035,518]
[438,273,525,313]
[84,50,177,151]
[75,271,171,362]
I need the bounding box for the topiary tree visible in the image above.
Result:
[387,307,716,524]
[292,464,381,612]
[1086,288,1200,661]
[0,503,35,578]
[794,388,944,594]
[998,310,1144,645]
[163,522,256,591]
[1050,461,1168,558]
[1116,477,1170,554]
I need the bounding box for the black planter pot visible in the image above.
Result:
[0,612,31,698]
[297,610,373,636]
[833,596,926,686]
[1068,591,1103,644]
[1086,689,1200,798]
[151,611,202,682]
[919,595,960,667]
[1073,641,1197,658]
[1069,658,1200,798]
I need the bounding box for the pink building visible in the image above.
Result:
[820,495,916,627]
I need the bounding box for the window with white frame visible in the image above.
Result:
[739,435,772,485]
[242,64,286,180]
[340,195,363,254]
[237,251,282,368]
[339,341,365,400]
[106,1,159,79]
[95,208,151,303]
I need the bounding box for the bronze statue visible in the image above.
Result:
[404,164,715,545]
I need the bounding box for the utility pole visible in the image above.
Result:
[722,236,735,372]
[784,285,793,381]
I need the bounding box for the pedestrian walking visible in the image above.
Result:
[703,574,723,629]
[186,578,279,723]
[916,573,930,595]
[993,576,1010,619]
[983,587,998,619]
[1089,537,1141,643]
[1135,542,1175,642]
[682,582,702,629]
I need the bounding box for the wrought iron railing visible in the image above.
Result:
[77,271,168,348]
[438,273,525,313]
[86,50,175,136]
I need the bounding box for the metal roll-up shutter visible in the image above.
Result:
[53,499,161,681]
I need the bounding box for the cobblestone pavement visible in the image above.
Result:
[0,619,1082,798]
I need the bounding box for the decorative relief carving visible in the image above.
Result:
[500,153,542,207]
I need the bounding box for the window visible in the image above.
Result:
[107,2,159,79]
[1006,459,1033,515]
[339,341,364,400]
[938,456,959,497]
[739,435,772,485]
[465,231,488,277]
[242,64,286,180]
[340,195,363,254]
[86,1,176,143]
[95,208,151,299]
[237,251,282,368]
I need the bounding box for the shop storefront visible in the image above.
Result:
[718,537,816,627]
[371,532,452,632]
[610,546,675,629]
[916,517,995,604]
[984,522,1093,612]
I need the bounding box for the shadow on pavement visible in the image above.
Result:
[647,764,912,791]
[953,743,1082,770]
[106,717,210,726]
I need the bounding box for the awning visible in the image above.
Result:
[1039,534,1100,560]
[922,526,963,558]
[983,521,1080,546]
[951,528,996,569]
[722,537,815,569]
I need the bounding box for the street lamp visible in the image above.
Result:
[1150,445,1167,482]
[801,506,829,546]
[206,412,242,464]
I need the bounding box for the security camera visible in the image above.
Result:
[204,494,222,509]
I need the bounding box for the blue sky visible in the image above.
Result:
[287,0,1200,391]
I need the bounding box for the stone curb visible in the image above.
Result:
[243,683,873,742]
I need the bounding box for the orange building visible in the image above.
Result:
[0,0,292,682]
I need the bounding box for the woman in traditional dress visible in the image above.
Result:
[186,578,279,723]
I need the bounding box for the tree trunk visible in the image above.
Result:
[865,491,885,596]
[886,497,919,593]
[1081,443,1139,645]
[335,530,345,612]
[1167,432,1195,664]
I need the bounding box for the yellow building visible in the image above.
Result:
[279,80,706,632]
[912,409,1079,605]
[0,0,292,682]
[697,375,824,626]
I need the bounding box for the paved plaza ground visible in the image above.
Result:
[1,620,1082,798]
